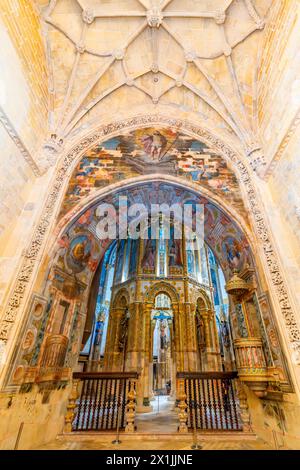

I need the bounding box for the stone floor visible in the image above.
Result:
[36,435,273,450]
[36,396,273,450]
[135,396,179,434]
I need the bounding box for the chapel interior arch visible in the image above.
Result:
[9,129,293,410]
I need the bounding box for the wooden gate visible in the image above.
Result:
[177,372,242,431]
[72,372,138,431]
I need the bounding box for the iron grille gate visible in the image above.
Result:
[177,372,242,431]
[72,372,138,431]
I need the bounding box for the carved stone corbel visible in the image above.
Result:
[42,135,64,169]
[235,379,251,432]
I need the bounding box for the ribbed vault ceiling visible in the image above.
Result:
[35,0,272,171]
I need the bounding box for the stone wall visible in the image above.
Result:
[258,0,300,165]
[0,385,69,449]
[246,386,300,450]
[265,130,300,314]
[0,3,50,312]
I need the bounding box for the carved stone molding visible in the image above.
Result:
[0,114,299,369]
[263,108,300,180]
[145,281,179,305]
[0,105,41,177]
[244,0,265,30]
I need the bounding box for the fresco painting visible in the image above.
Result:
[168,225,183,268]
[54,183,251,284]
[129,239,138,276]
[142,239,156,270]
[60,128,246,220]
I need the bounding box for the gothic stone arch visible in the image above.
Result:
[112,287,130,310]
[144,281,180,307]
[1,114,299,392]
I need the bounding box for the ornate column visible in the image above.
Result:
[149,318,156,400]
[125,302,138,370]
[125,378,137,433]
[234,379,251,432]
[196,306,222,372]
[89,313,105,371]
[177,378,188,433]
[201,309,212,370]
[138,301,153,411]
[181,225,195,371]
[175,302,185,372]
[103,306,124,371]
[185,302,198,371]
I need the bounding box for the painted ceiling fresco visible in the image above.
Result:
[59,128,247,220]
[54,182,252,286]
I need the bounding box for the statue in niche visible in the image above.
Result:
[119,308,129,352]
[160,320,168,350]
[195,311,206,352]
[221,320,231,350]
[94,311,106,348]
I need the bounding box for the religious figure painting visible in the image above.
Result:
[66,235,92,273]
[129,239,138,275]
[168,226,183,267]
[168,240,182,267]
[222,236,244,271]
[114,240,126,282]
[59,128,246,221]
[55,183,252,282]
[142,239,156,269]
